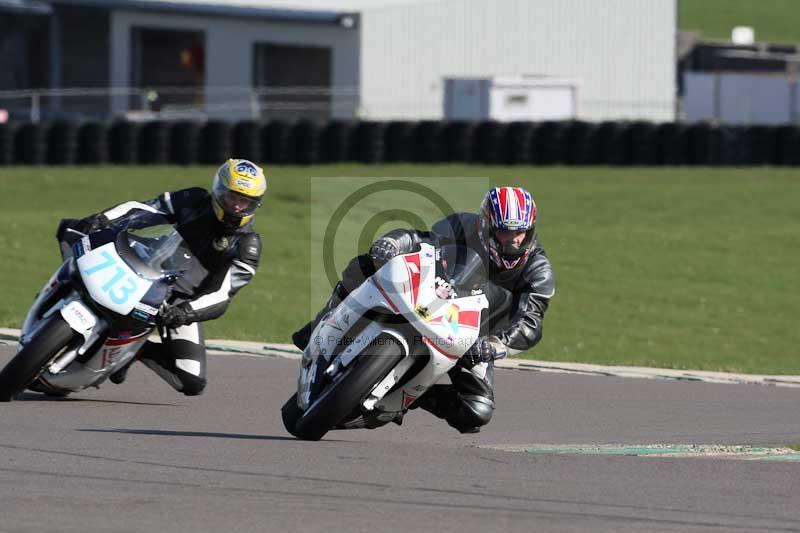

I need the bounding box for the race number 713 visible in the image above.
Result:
[83,250,140,304]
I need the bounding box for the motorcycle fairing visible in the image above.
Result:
[297,242,488,418]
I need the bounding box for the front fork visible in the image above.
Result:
[47,298,108,374]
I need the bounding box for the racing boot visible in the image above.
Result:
[413,384,489,434]
[291,282,348,351]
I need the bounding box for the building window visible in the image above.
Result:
[253,43,332,120]
[130,27,205,111]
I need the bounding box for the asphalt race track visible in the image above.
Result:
[2,345,800,533]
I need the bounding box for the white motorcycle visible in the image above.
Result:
[282,242,490,441]
[0,211,196,401]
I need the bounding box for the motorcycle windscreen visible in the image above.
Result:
[437,245,488,298]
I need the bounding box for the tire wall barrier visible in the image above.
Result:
[139,121,169,164]
[108,121,140,164]
[199,121,231,164]
[47,121,79,165]
[14,122,47,165]
[1,120,800,166]
[0,123,17,165]
[77,121,109,164]
[169,121,200,165]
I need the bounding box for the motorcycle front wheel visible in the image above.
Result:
[290,333,405,441]
[0,315,75,401]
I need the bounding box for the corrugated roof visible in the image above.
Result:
[51,0,448,17]
[120,0,441,10]
[0,0,52,14]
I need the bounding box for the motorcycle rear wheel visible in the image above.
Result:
[0,315,75,402]
[291,333,405,441]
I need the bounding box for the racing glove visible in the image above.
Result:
[369,237,400,263]
[463,335,508,366]
[157,303,195,329]
[80,214,111,234]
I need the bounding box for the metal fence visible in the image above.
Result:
[0,85,679,124]
[0,86,361,123]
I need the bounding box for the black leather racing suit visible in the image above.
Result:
[60,187,262,395]
[295,212,554,432]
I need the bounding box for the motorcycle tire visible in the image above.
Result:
[0,315,75,402]
[292,333,405,441]
[280,393,303,437]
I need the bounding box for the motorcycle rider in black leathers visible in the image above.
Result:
[292,186,555,433]
[41,159,267,397]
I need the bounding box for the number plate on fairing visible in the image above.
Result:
[77,243,152,315]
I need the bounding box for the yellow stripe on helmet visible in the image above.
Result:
[223,159,267,198]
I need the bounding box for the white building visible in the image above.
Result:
[3,0,677,121]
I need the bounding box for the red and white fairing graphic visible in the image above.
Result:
[370,246,484,357]
[298,242,488,415]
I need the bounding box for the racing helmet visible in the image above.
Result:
[478,186,537,269]
[211,159,267,229]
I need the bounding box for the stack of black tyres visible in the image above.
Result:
[292,120,321,164]
[77,121,108,164]
[443,121,475,162]
[322,120,355,163]
[261,120,293,164]
[413,121,445,163]
[506,122,535,165]
[3,118,799,167]
[474,121,508,164]
[384,121,415,163]
[199,120,231,164]
[535,121,568,165]
[716,125,746,165]
[47,121,79,165]
[232,120,261,163]
[687,123,718,165]
[353,121,384,164]
[777,125,800,165]
[597,121,630,165]
[566,121,599,165]
[139,121,169,164]
[0,123,16,165]
[629,121,657,165]
[745,125,778,165]
[14,122,47,165]
[169,121,200,165]
[109,121,140,164]
[655,123,688,165]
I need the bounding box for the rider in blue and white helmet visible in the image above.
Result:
[478,186,538,270]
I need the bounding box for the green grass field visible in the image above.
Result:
[1,165,799,374]
[679,0,800,43]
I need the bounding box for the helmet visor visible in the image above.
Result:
[218,190,260,216]
[494,228,535,259]
[213,182,261,217]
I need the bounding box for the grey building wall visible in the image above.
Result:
[109,9,359,119]
[58,5,110,88]
[683,72,799,124]
[359,0,676,121]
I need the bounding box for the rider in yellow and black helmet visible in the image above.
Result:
[52,158,267,398]
[211,159,267,230]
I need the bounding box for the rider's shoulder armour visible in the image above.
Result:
[236,232,262,269]
[520,246,555,300]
